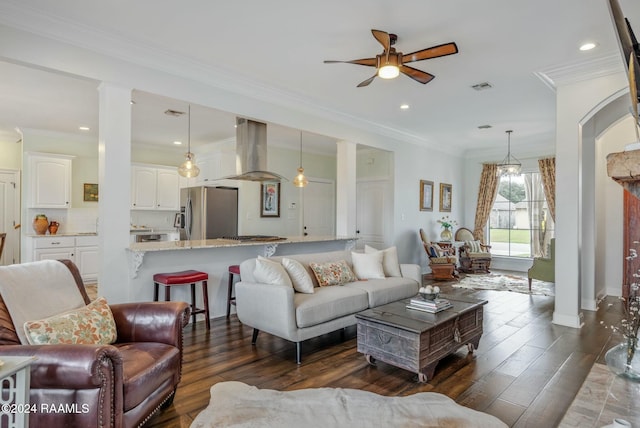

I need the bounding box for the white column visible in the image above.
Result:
[336,140,357,237]
[97,83,132,303]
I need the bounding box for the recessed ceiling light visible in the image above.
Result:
[173,141,183,145]
[78,126,90,131]
[580,42,597,51]
[400,104,410,110]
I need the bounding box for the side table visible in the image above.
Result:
[0,356,35,428]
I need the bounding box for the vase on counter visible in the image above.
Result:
[32,214,48,235]
[48,221,59,235]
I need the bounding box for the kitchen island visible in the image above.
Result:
[123,235,357,319]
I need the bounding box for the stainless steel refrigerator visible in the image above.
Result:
[179,186,238,240]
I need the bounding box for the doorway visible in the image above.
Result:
[302,178,335,236]
[0,170,20,265]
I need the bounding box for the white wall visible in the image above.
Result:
[0,140,21,170]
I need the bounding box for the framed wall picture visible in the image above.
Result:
[419,180,434,211]
[440,183,452,212]
[83,183,99,202]
[260,182,280,217]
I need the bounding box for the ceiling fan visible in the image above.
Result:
[324,29,458,87]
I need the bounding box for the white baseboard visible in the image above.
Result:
[552,311,584,329]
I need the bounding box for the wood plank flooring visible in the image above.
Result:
[145,279,619,428]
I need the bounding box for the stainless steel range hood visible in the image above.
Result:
[224,118,287,182]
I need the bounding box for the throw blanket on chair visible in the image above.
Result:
[191,381,507,428]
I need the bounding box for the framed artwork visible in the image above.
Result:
[419,180,433,211]
[83,183,99,202]
[260,182,280,217]
[440,183,452,212]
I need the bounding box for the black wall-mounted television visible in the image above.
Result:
[609,0,640,102]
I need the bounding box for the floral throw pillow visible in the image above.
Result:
[23,297,117,345]
[309,260,357,287]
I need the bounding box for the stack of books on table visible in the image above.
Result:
[406,297,453,313]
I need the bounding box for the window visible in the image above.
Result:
[488,172,554,258]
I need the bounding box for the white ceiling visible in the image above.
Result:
[1,0,639,157]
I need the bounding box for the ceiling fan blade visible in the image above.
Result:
[402,42,458,63]
[371,29,391,51]
[324,57,377,67]
[357,75,377,87]
[399,65,435,84]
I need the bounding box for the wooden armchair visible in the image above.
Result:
[455,227,492,274]
[419,229,458,280]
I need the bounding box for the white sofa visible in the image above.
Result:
[236,249,421,363]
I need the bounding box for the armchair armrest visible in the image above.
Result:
[110,301,190,347]
[235,281,297,340]
[0,344,123,389]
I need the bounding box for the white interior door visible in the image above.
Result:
[303,179,335,236]
[0,170,20,265]
[356,179,391,249]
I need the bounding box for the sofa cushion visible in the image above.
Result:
[351,251,385,280]
[365,245,402,277]
[345,277,420,307]
[23,297,117,345]
[254,258,293,288]
[117,342,181,412]
[309,260,357,287]
[294,286,368,328]
[282,258,314,294]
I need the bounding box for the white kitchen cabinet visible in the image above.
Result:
[75,236,99,282]
[28,153,73,208]
[194,151,236,185]
[29,235,99,282]
[131,164,180,211]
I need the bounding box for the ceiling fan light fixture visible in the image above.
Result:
[496,130,521,176]
[177,105,200,178]
[378,64,400,79]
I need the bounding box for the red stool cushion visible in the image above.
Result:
[153,270,208,285]
[228,265,241,275]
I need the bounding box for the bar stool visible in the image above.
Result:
[153,270,210,330]
[226,265,241,318]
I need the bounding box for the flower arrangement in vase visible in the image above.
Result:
[601,244,640,380]
[437,216,457,242]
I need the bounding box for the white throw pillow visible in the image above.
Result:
[282,258,314,294]
[365,245,402,277]
[351,251,385,280]
[253,258,293,287]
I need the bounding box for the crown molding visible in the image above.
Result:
[535,53,625,89]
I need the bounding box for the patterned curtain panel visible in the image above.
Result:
[473,163,499,241]
[538,157,556,221]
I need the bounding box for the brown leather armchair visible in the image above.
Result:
[0,260,190,428]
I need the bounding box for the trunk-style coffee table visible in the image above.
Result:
[355,295,487,382]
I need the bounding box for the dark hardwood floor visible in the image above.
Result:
[145,279,620,428]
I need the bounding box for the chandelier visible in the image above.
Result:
[496,130,521,176]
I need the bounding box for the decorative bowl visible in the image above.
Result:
[419,292,439,301]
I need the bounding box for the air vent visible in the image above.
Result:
[477,124,492,129]
[164,109,185,117]
[471,82,493,91]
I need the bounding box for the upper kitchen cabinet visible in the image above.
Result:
[193,150,236,185]
[131,164,180,210]
[27,153,73,208]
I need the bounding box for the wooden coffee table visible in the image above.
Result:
[355,295,487,382]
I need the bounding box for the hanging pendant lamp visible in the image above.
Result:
[178,105,200,178]
[293,131,308,187]
[496,130,521,176]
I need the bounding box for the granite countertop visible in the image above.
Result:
[128,235,356,252]
[27,232,98,237]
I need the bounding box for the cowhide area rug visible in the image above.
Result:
[190,381,508,427]
[452,272,555,296]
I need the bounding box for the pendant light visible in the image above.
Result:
[496,130,521,176]
[178,105,200,178]
[293,131,308,187]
